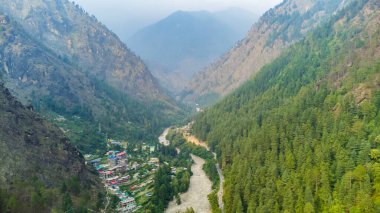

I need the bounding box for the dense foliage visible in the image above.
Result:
[166,130,220,189]
[193,0,380,212]
[41,76,184,155]
[0,177,104,213]
[208,191,222,213]
[0,83,105,213]
[147,165,174,212]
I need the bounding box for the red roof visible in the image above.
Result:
[106,171,113,175]
[111,181,117,185]
[117,152,126,156]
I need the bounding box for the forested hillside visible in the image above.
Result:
[193,0,380,212]
[184,0,355,106]
[0,83,104,212]
[0,15,182,155]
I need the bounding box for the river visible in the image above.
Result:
[159,127,171,146]
[165,154,212,213]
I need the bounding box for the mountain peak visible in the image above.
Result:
[127,8,257,93]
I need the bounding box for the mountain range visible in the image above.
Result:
[127,8,257,93]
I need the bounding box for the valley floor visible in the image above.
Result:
[166,154,212,213]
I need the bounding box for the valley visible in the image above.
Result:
[0,0,379,212]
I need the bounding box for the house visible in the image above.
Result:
[0,17,8,25]
[131,162,140,170]
[105,170,114,179]
[171,167,177,174]
[117,151,127,158]
[108,156,118,167]
[89,158,102,167]
[149,146,155,153]
[109,140,122,146]
[98,170,106,179]
[118,197,137,213]
[105,176,119,185]
[149,158,159,165]
[55,115,66,122]
[118,175,130,183]
[133,173,139,180]
[120,197,136,207]
[142,145,149,151]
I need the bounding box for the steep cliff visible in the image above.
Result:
[0,0,169,101]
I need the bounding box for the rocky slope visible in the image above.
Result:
[127,9,257,93]
[0,82,103,212]
[0,0,167,101]
[0,14,181,154]
[184,0,354,106]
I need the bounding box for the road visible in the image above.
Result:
[216,163,224,212]
[165,155,212,213]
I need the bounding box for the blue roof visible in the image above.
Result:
[90,158,101,163]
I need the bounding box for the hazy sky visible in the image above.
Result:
[73,0,283,39]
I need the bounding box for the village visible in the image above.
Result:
[84,139,160,213]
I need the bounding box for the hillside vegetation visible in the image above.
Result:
[0,8,184,154]
[0,83,104,212]
[184,0,356,106]
[193,0,380,212]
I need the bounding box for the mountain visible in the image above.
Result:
[0,83,104,212]
[0,0,167,101]
[127,9,257,93]
[213,7,257,37]
[183,0,354,106]
[192,0,380,211]
[0,14,182,155]
[0,0,185,154]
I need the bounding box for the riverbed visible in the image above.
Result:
[165,154,212,213]
[159,127,171,146]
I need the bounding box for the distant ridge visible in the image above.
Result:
[127,8,257,93]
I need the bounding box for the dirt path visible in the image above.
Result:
[165,155,212,213]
